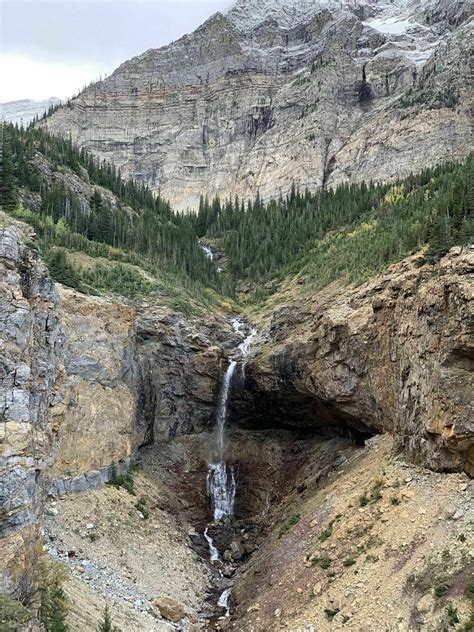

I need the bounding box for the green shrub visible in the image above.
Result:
[0,595,32,631]
[278,513,301,538]
[97,604,121,632]
[434,583,449,598]
[40,584,68,632]
[318,525,333,542]
[359,481,384,507]
[371,484,383,503]
[37,553,69,632]
[446,603,459,626]
[44,247,80,289]
[108,465,136,496]
[315,555,332,570]
[134,496,150,519]
[343,558,357,567]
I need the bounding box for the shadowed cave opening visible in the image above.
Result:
[229,369,375,444]
[138,359,377,525]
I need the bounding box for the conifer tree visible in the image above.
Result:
[1,126,19,211]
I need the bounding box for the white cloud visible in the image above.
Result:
[1,1,233,102]
[0,53,112,102]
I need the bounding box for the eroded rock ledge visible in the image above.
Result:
[238,248,474,475]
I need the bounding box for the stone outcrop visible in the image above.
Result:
[239,248,474,475]
[0,216,62,595]
[0,215,229,597]
[49,287,139,481]
[41,0,472,208]
[135,305,236,442]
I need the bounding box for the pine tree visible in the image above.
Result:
[1,126,19,212]
[39,582,68,632]
[97,604,112,632]
[97,604,120,632]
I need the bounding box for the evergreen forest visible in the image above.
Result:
[1,121,472,308]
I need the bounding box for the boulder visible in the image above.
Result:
[152,596,186,623]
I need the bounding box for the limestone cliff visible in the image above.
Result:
[41,0,472,208]
[0,214,229,599]
[238,248,474,475]
[1,216,62,596]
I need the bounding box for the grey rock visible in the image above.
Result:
[41,0,472,209]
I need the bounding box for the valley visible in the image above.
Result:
[1,0,473,631]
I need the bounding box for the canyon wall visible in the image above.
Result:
[1,215,472,600]
[0,215,228,597]
[240,249,474,475]
[1,218,62,596]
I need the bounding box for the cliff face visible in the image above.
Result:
[238,248,474,475]
[49,288,139,489]
[41,0,472,208]
[0,217,62,595]
[1,214,472,607]
[0,215,228,597]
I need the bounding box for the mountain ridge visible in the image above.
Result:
[40,0,472,209]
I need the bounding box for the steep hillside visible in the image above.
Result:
[1,122,234,313]
[40,0,472,208]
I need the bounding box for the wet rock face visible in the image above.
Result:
[242,249,474,475]
[41,2,472,208]
[135,308,235,441]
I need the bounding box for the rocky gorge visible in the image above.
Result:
[1,0,473,628]
[1,206,473,630]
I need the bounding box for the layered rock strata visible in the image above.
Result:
[41,0,473,208]
[239,248,474,475]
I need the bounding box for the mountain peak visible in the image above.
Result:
[227,0,384,30]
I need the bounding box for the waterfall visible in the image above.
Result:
[199,241,223,273]
[237,325,257,379]
[207,360,237,521]
[199,242,214,260]
[206,320,257,523]
[218,587,232,616]
[204,527,220,562]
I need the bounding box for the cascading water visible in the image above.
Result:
[237,323,257,379]
[207,360,237,522]
[206,320,258,523]
[204,527,220,562]
[199,241,223,272]
[217,587,232,616]
[204,319,258,620]
[199,242,214,261]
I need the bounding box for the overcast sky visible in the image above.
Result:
[1,0,232,102]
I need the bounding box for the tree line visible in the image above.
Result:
[195,157,473,284]
[2,120,472,298]
[1,122,232,295]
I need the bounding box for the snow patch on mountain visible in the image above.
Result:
[1,98,61,126]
